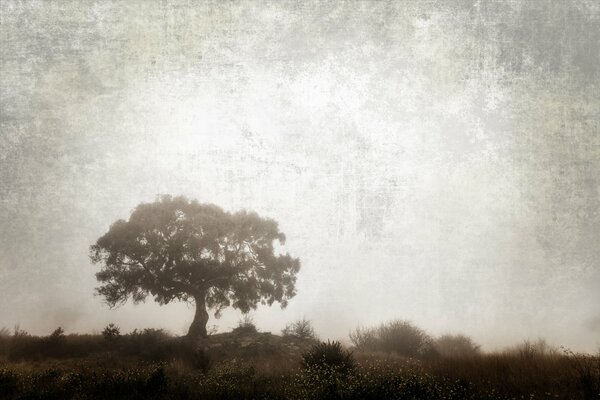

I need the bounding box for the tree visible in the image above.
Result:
[90,195,301,339]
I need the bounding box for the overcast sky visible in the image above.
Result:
[1,0,599,351]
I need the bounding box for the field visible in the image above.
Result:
[0,323,598,400]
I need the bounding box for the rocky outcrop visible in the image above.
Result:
[196,332,317,362]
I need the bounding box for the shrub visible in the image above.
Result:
[505,338,558,359]
[51,327,65,337]
[121,328,173,360]
[7,327,42,361]
[151,339,212,372]
[292,357,474,400]
[128,328,171,343]
[563,347,600,399]
[0,327,10,338]
[301,340,355,373]
[0,327,10,358]
[350,320,436,358]
[42,327,67,355]
[182,346,212,372]
[232,315,258,335]
[13,325,29,337]
[0,368,19,398]
[434,334,481,358]
[8,331,106,361]
[102,323,121,342]
[48,327,65,342]
[282,318,317,340]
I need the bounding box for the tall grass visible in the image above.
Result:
[3,353,595,399]
[1,325,598,399]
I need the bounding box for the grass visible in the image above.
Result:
[1,353,595,399]
[0,326,598,399]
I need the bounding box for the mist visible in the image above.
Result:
[1,0,599,353]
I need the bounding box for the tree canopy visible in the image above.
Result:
[90,195,301,338]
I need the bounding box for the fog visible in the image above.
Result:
[1,1,599,352]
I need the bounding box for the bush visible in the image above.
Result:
[0,327,10,338]
[102,323,120,342]
[147,338,212,372]
[350,320,436,358]
[282,318,317,340]
[563,347,600,399]
[7,333,105,361]
[301,340,355,373]
[0,327,11,358]
[0,351,594,399]
[48,327,66,346]
[13,325,29,337]
[121,328,173,360]
[49,327,65,338]
[182,345,212,372]
[232,315,258,335]
[0,368,19,398]
[40,327,67,356]
[434,334,481,358]
[3,327,212,363]
[505,338,558,359]
[113,328,212,370]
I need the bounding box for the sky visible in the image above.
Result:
[1,0,599,352]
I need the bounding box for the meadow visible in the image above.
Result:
[0,320,598,400]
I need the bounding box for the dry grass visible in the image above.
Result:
[1,327,598,399]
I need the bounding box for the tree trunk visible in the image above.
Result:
[187,293,209,339]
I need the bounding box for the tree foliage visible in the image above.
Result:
[90,195,300,338]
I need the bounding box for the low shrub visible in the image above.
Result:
[102,323,121,342]
[350,320,437,358]
[282,318,318,340]
[232,315,258,335]
[504,338,559,359]
[4,327,182,362]
[563,347,600,399]
[121,328,172,358]
[0,352,596,399]
[434,334,481,358]
[159,340,211,372]
[291,359,474,400]
[0,368,19,398]
[7,333,105,361]
[301,340,355,373]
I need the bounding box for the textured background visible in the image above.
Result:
[1,0,599,351]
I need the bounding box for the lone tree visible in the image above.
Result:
[90,196,301,339]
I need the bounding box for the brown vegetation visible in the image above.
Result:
[0,323,598,399]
